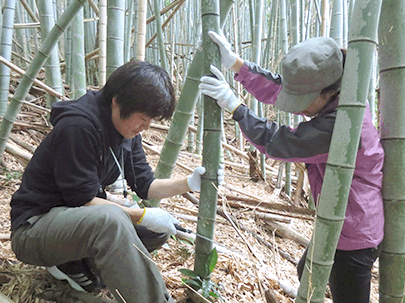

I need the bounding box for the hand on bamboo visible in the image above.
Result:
[137,208,179,235]
[187,164,225,192]
[199,65,242,113]
[208,30,239,69]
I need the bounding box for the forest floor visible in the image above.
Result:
[0,93,380,303]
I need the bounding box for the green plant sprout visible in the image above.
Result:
[179,248,224,302]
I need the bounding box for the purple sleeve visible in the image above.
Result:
[232,105,335,164]
[234,61,283,105]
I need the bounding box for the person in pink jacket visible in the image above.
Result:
[199,31,384,303]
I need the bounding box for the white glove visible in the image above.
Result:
[199,65,242,113]
[187,164,225,192]
[187,166,206,192]
[217,163,225,186]
[208,30,239,69]
[137,208,179,235]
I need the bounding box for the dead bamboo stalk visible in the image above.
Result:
[255,211,291,224]
[9,133,36,153]
[5,141,32,164]
[221,195,315,218]
[0,233,11,241]
[263,221,310,247]
[0,55,68,100]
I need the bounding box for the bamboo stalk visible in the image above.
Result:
[149,1,234,207]
[378,1,405,301]
[98,0,107,85]
[135,0,147,61]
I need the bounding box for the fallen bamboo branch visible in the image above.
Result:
[263,221,310,248]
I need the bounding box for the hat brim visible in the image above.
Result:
[275,87,321,114]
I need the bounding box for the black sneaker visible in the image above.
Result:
[47,259,105,293]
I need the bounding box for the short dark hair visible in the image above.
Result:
[100,60,175,120]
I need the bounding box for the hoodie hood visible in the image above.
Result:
[50,91,104,131]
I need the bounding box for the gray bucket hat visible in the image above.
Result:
[275,37,344,113]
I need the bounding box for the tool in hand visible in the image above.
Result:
[174,224,215,242]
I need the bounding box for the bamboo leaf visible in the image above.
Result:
[205,247,218,274]
[179,268,198,278]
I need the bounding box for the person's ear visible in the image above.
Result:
[323,90,339,102]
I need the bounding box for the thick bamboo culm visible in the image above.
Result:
[378,1,405,302]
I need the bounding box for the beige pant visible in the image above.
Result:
[11,204,174,303]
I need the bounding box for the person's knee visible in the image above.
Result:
[90,204,133,234]
[135,225,170,252]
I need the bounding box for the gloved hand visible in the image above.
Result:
[217,163,225,186]
[187,166,206,192]
[187,164,225,192]
[208,30,239,69]
[199,65,242,113]
[137,208,179,235]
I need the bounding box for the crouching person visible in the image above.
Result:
[10,60,210,303]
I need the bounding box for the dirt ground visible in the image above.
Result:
[0,103,380,303]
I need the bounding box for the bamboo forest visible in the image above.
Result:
[0,0,403,302]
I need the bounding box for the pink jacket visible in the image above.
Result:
[232,62,384,250]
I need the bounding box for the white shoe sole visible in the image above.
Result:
[46,266,86,292]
